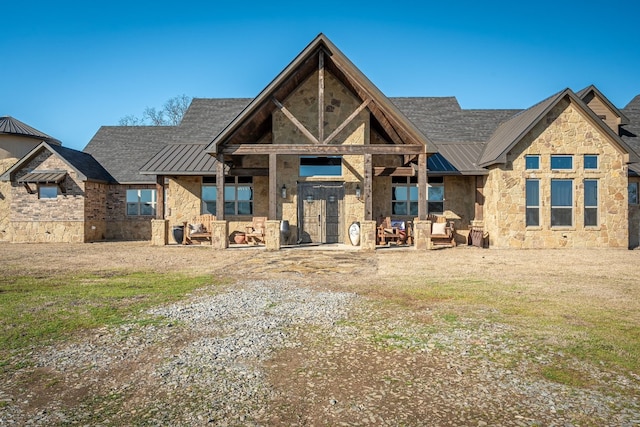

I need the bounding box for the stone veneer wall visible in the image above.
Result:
[483,99,629,248]
[442,175,476,244]
[0,158,16,242]
[629,176,640,248]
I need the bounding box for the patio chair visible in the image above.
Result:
[245,216,267,245]
[428,214,456,248]
[377,216,408,245]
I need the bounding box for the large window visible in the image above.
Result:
[629,182,639,205]
[428,177,444,215]
[391,177,418,216]
[202,176,253,216]
[551,179,573,227]
[126,189,157,216]
[584,179,598,227]
[526,179,540,226]
[299,156,342,177]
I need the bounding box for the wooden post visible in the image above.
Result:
[216,155,225,220]
[318,50,325,143]
[269,153,277,220]
[364,153,372,220]
[155,175,164,219]
[475,175,484,221]
[418,153,427,220]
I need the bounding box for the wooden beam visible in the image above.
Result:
[228,168,269,176]
[373,166,415,177]
[364,153,373,221]
[323,99,371,145]
[368,101,406,146]
[418,153,427,220]
[216,155,225,220]
[269,153,277,220]
[221,144,424,155]
[318,50,325,144]
[272,97,319,144]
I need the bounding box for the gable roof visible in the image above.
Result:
[479,88,640,167]
[621,95,640,176]
[206,33,434,154]
[577,85,629,125]
[1,142,114,183]
[0,116,61,145]
[84,126,175,183]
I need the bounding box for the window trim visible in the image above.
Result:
[201,176,254,216]
[391,176,419,216]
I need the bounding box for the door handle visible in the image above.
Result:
[318,214,321,222]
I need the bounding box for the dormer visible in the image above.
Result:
[577,85,629,136]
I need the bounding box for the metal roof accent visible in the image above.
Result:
[577,85,630,125]
[0,116,61,144]
[18,170,67,184]
[140,143,219,175]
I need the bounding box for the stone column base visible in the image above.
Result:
[265,220,281,251]
[151,219,168,246]
[211,221,229,249]
[359,220,376,252]
[413,219,432,250]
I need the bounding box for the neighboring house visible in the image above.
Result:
[2,34,640,248]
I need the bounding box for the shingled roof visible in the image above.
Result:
[84,126,175,183]
[622,95,640,175]
[0,116,60,145]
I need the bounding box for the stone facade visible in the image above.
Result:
[483,99,629,248]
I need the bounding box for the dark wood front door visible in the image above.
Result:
[298,182,344,244]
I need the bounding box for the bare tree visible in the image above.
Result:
[118,94,192,126]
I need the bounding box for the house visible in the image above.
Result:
[2,34,640,249]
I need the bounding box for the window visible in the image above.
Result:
[525,155,540,170]
[629,182,639,205]
[551,155,573,170]
[391,177,418,216]
[38,185,58,199]
[126,189,156,216]
[584,155,598,170]
[299,156,342,176]
[428,177,444,215]
[584,180,598,227]
[202,176,253,216]
[551,179,573,226]
[525,179,540,226]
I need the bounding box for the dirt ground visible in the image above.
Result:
[1,242,639,426]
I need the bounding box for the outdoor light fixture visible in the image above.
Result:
[281,184,287,198]
[355,184,361,199]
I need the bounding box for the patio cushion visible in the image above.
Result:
[432,221,447,235]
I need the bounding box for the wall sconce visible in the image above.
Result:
[281,184,287,198]
[355,184,361,200]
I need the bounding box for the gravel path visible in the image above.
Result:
[1,278,639,426]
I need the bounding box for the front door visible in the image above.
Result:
[298,182,344,244]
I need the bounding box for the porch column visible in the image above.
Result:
[364,153,372,220]
[475,175,484,221]
[216,155,225,220]
[269,153,277,220]
[418,153,427,220]
[155,175,165,219]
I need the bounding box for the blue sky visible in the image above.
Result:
[2,0,639,151]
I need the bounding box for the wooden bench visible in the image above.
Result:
[428,214,456,247]
[183,214,216,245]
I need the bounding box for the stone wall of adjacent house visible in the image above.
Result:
[105,184,155,241]
[483,99,629,248]
[629,176,640,248]
[0,158,16,242]
[9,151,86,242]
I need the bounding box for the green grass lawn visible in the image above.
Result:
[0,271,218,371]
